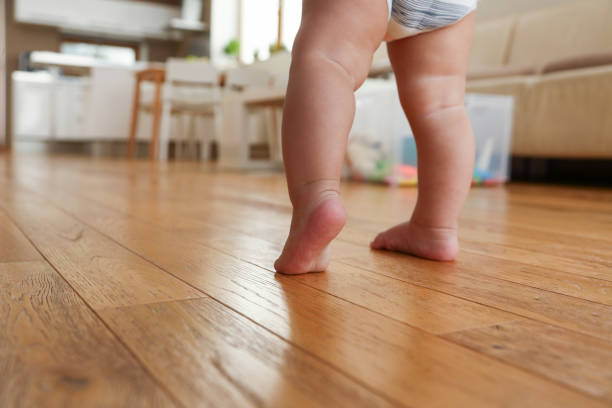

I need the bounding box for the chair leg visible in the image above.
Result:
[264,106,282,163]
[198,115,210,161]
[150,80,163,160]
[159,102,172,161]
[127,78,141,158]
[207,105,223,162]
[274,107,283,162]
[188,114,198,160]
[176,112,185,160]
[266,107,277,161]
[218,95,249,169]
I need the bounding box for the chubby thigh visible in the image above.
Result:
[296,0,389,76]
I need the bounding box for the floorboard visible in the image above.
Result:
[341,252,611,341]
[1,154,611,407]
[0,212,42,263]
[100,298,395,407]
[0,182,203,310]
[29,172,608,340]
[444,319,612,402]
[0,217,179,407]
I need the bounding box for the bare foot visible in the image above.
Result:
[370,220,459,261]
[275,193,346,275]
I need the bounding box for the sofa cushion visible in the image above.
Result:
[467,65,537,80]
[518,66,612,158]
[541,49,612,74]
[508,0,612,67]
[469,15,517,69]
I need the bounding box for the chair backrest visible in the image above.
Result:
[166,58,219,86]
[252,52,292,88]
[225,67,271,90]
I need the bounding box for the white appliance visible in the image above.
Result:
[12,65,139,142]
[12,71,54,140]
[15,0,181,40]
[83,66,136,141]
[55,77,91,140]
[170,0,207,32]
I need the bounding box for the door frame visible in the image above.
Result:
[0,0,6,150]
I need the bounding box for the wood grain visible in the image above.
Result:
[444,319,612,402]
[0,211,42,263]
[32,176,611,341]
[2,154,611,407]
[0,164,396,407]
[340,251,612,342]
[454,252,612,305]
[18,167,612,311]
[20,191,606,407]
[0,261,178,407]
[0,181,203,310]
[337,216,612,282]
[20,163,611,284]
[13,168,522,336]
[100,297,395,408]
[207,234,519,334]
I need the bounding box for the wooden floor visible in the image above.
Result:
[0,153,611,407]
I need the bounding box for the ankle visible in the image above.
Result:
[409,218,458,239]
[408,219,460,261]
[290,179,341,212]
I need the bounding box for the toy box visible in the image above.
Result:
[347,79,514,186]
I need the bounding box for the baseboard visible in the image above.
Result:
[511,157,612,186]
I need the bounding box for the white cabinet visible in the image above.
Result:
[15,0,181,40]
[12,72,54,140]
[13,66,137,142]
[83,67,136,140]
[55,77,90,140]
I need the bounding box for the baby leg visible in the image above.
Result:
[371,13,476,261]
[275,0,389,274]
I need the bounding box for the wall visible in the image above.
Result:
[147,39,182,62]
[476,0,578,21]
[1,0,6,147]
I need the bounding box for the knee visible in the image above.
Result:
[289,0,388,90]
[398,75,467,122]
[292,39,375,90]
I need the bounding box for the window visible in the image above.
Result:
[210,0,302,66]
[240,0,301,64]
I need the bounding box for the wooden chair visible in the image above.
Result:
[127,67,166,160]
[158,59,220,161]
[225,67,270,91]
[217,55,293,169]
[218,87,286,170]
[222,66,283,165]
[167,65,270,161]
[250,53,292,164]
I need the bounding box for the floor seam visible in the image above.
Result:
[0,204,188,408]
[8,179,408,408]
[6,168,610,404]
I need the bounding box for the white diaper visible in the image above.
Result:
[385,0,477,41]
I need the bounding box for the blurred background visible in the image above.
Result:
[1,0,611,185]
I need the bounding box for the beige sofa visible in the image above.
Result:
[467,0,612,159]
